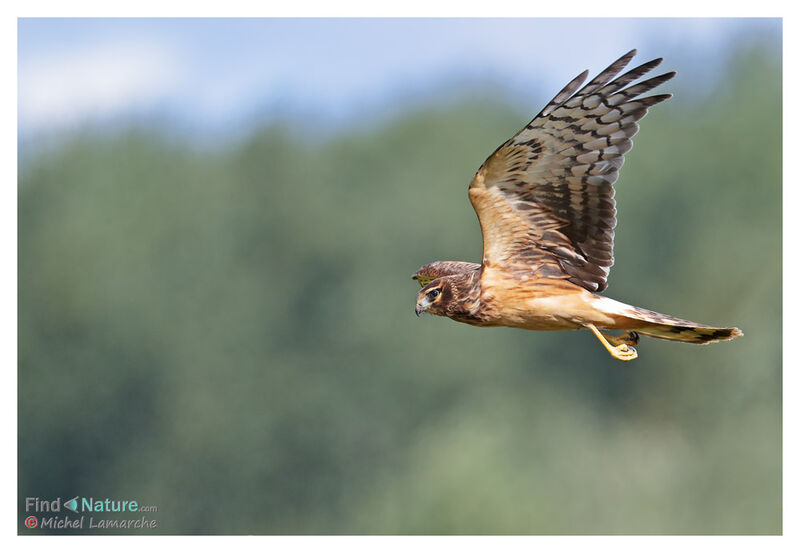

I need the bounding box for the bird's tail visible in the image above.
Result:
[594,297,742,344]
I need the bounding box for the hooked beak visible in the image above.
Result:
[415,296,432,317]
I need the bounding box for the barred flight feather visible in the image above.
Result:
[469,49,675,292]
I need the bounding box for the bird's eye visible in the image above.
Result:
[427,289,441,300]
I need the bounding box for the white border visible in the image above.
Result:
[6,2,793,551]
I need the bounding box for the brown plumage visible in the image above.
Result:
[412,50,742,361]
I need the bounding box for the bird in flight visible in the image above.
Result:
[412,50,741,361]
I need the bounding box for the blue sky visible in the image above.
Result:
[18,18,780,139]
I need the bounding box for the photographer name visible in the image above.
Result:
[38,515,157,529]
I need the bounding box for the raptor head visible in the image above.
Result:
[415,278,452,317]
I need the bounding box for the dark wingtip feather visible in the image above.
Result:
[578,50,639,96]
[599,57,669,95]
[638,93,673,107]
[604,49,638,75]
[569,69,591,92]
[538,69,589,118]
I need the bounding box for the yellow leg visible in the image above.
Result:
[586,324,638,361]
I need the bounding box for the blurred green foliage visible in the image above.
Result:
[19,43,780,534]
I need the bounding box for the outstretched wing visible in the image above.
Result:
[469,49,674,292]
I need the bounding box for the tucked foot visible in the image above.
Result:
[586,324,639,362]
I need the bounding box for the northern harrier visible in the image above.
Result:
[412,50,742,361]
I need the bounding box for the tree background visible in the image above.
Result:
[19,26,780,534]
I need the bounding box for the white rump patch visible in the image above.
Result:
[592,296,635,317]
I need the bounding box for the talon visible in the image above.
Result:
[614,344,638,361]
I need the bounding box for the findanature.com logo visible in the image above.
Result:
[23,496,159,530]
